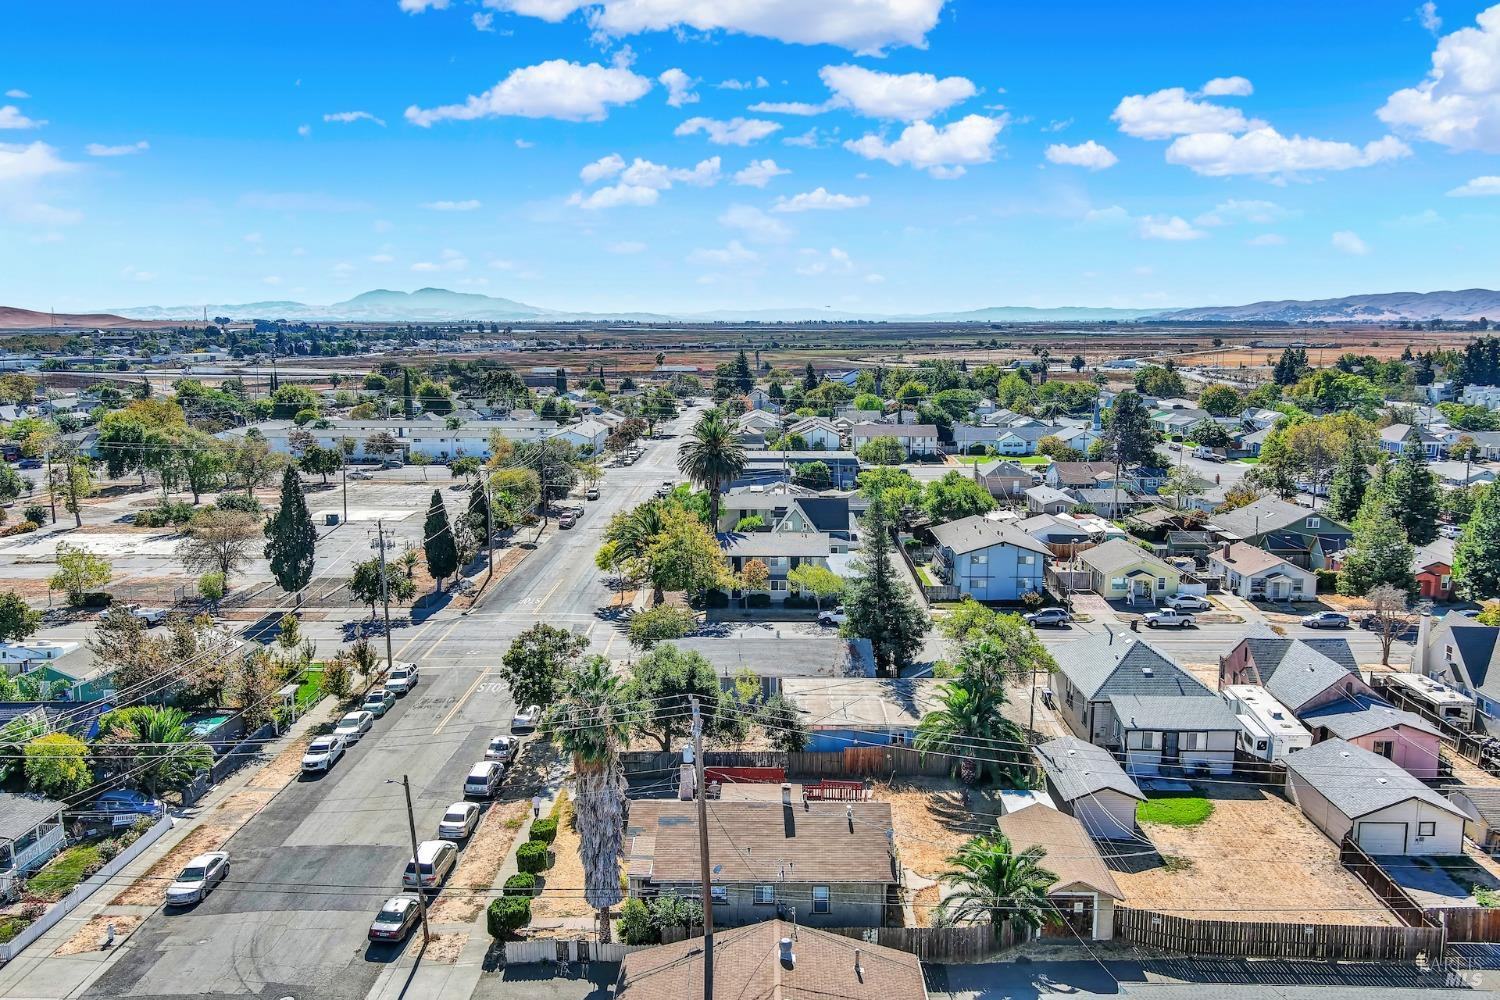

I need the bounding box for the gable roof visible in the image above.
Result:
[928,515,1052,557]
[1208,541,1307,577]
[1050,633,1209,702]
[1262,641,1366,712]
[975,458,1029,478]
[1211,496,1329,539]
[850,423,938,438]
[1035,736,1145,804]
[1109,694,1242,732]
[994,806,1123,900]
[1025,485,1076,506]
[789,497,855,535]
[0,792,63,841]
[1300,695,1440,740]
[780,678,941,730]
[617,919,925,1000]
[1430,619,1500,699]
[1286,739,1464,821]
[1452,786,1500,824]
[1049,461,1114,486]
[1077,538,1175,578]
[1237,626,1359,675]
[1017,513,1091,540]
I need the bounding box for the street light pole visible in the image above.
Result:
[391,775,431,946]
[376,519,394,676]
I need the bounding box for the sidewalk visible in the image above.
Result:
[0,696,342,1000]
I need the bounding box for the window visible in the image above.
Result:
[1373,740,1395,759]
[754,885,775,905]
[1181,732,1207,751]
[1307,517,1320,529]
[812,886,830,913]
[1418,822,1437,837]
[971,553,988,566]
[770,580,788,592]
[1019,554,1034,566]
[711,885,728,905]
[1157,577,1167,591]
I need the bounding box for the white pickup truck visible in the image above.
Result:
[1142,608,1196,629]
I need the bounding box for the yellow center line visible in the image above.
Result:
[535,573,567,611]
[420,618,464,662]
[394,617,441,659]
[434,667,490,737]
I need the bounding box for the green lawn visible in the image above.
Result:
[915,565,935,586]
[0,916,29,944]
[1137,795,1214,827]
[29,842,103,901]
[295,666,325,709]
[1016,455,1053,466]
[1236,457,1261,465]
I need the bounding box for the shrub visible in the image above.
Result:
[649,894,703,933]
[702,589,730,608]
[22,504,48,526]
[528,817,558,844]
[215,493,261,514]
[515,840,550,874]
[734,515,766,532]
[1315,569,1338,594]
[0,521,38,537]
[486,896,531,938]
[781,594,816,609]
[503,872,537,896]
[628,605,697,648]
[98,838,122,863]
[747,593,772,608]
[198,572,226,603]
[80,592,112,608]
[618,898,657,945]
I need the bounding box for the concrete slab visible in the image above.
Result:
[313,508,417,523]
[0,532,181,557]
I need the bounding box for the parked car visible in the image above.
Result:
[368,895,422,942]
[558,511,577,529]
[104,604,169,627]
[463,761,504,799]
[333,710,375,744]
[437,801,481,840]
[301,734,347,773]
[1142,608,1195,629]
[1439,523,1463,539]
[484,735,519,765]
[585,487,600,501]
[385,662,420,694]
[362,689,397,718]
[1301,610,1350,630]
[816,607,848,627]
[1360,613,1420,639]
[93,789,164,824]
[381,458,404,469]
[350,471,375,481]
[511,706,540,732]
[1163,594,1212,612]
[17,458,42,470]
[402,840,458,891]
[1023,607,1072,627]
[165,851,230,907]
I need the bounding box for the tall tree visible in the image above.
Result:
[1455,484,1500,601]
[1386,439,1441,545]
[264,465,316,595]
[1101,391,1156,514]
[0,592,41,643]
[423,490,459,590]
[803,362,818,391]
[1326,442,1370,524]
[96,706,214,796]
[626,643,729,751]
[937,833,1058,940]
[500,623,587,709]
[676,411,745,527]
[401,368,414,418]
[1337,492,1416,596]
[178,509,261,587]
[843,500,928,674]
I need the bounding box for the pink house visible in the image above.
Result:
[1298,696,1443,779]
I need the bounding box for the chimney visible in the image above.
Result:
[1223,541,1233,561]
[779,937,795,968]
[854,948,864,980]
[781,783,792,806]
[1414,612,1433,676]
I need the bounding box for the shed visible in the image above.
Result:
[995,805,1123,940]
[1034,736,1145,840]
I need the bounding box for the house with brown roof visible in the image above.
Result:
[994,805,1123,940]
[1205,541,1317,601]
[616,919,926,1000]
[626,796,898,928]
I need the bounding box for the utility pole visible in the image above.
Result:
[376,519,395,676]
[392,775,431,946]
[482,479,495,582]
[691,696,714,1000]
[340,457,349,524]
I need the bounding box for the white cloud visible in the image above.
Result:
[473,11,495,30]
[675,116,781,145]
[580,153,626,182]
[1419,2,1442,35]
[411,261,440,272]
[0,105,46,130]
[691,239,759,265]
[1137,215,1206,241]
[1194,199,1288,225]
[478,0,947,55]
[659,68,699,108]
[323,110,386,126]
[1041,117,1073,132]
[1449,175,1500,196]
[412,249,470,271]
[399,0,449,10]
[572,154,720,207]
[607,240,647,253]
[488,258,515,269]
[719,203,792,242]
[717,77,770,90]
[619,155,721,187]
[795,246,855,276]
[297,124,311,136]
[816,64,976,121]
[370,253,396,263]
[515,138,535,148]
[0,141,75,185]
[406,58,651,125]
[332,261,357,275]
[1380,6,1500,151]
[1165,127,1410,177]
[1247,233,1287,246]
[732,158,790,187]
[843,114,1005,177]
[4,90,29,99]
[568,183,659,209]
[1111,88,1258,139]
[749,99,833,115]
[782,128,825,148]
[85,140,149,157]
[422,199,483,211]
[1200,76,1253,97]
[1332,230,1370,255]
[1044,140,1117,170]
[773,187,870,212]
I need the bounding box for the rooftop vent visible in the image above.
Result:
[779,938,795,968]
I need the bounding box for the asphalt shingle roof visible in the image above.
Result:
[1108,694,1242,732]
[928,515,1051,557]
[1431,619,1500,701]
[1212,496,1340,540]
[1051,633,1209,702]
[1077,538,1175,578]
[719,531,831,559]
[1261,642,1365,712]
[995,805,1123,900]
[1286,738,1464,821]
[1035,736,1145,804]
[1300,696,1440,741]
[0,792,63,842]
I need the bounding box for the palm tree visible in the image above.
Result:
[98,706,214,797]
[677,411,744,528]
[542,656,633,943]
[937,832,1058,940]
[914,680,1025,785]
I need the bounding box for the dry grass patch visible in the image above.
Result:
[404,930,468,963]
[877,777,1003,925]
[426,799,529,924]
[531,791,594,921]
[52,914,143,957]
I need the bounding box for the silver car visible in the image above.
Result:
[437,801,481,840]
[165,851,229,907]
[333,710,375,743]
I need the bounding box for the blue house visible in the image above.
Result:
[780,678,940,751]
[929,515,1052,602]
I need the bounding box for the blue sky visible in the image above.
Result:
[6,0,1500,314]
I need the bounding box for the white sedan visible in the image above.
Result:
[437,801,481,840]
[1163,594,1212,612]
[165,851,230,907]
[333,710,375,743]
[511,706,541,732]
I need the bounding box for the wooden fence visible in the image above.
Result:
[1339,836,1434,928]
[620,748,951,781]
[1114,907,1444,962]
[660,923,1022,963]
[1429,906,1500,942]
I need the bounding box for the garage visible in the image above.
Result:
[1356,821,1407,855]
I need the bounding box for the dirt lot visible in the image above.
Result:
[1109,785,1397,926]
[426,799,529,924]
[877,778,1000,926]
[531,790,593,923]
[52,914,145,957]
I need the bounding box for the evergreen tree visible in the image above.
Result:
[1325,443,1370,524]
[1272,347,1308,385]
[843,501,928,674]
[1455,484,1500,600]
[732,350,754,393]
[803,362,818,391]
[401,368,414,418]
[1386,439,1441,545]
[1101,392,1156,467]
[466,483,493,546]
[1337,492,1416,596]
[263,465,316,595]
[423,490,459,590]
[555,368,567,395]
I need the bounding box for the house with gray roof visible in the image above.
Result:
[1034,736,1144,840]
[1210,497,1351,569]
[718,531,831,603]
[928,515,1050,602]
[0,792,65,898]
[1025,484,1077,515]
[1285,739,1465,856]
[1219,626,1360,689]
[1076,538,1182,605]
[1421,617,1500,723]
[1048,632,1212,745]
[1107,694,1241,776]
[1449,786,1500,853]
[1300,696,1443,779]
[973,458,1032,498]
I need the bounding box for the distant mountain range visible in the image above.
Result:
[4,286,1499,329]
